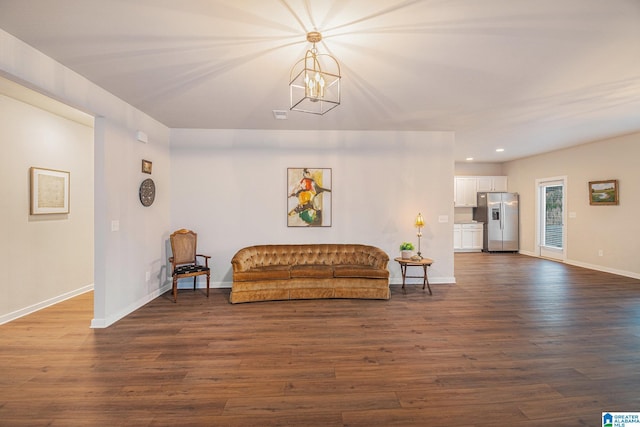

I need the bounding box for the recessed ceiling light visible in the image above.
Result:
[496,148,505,152]
[466,157,474,161]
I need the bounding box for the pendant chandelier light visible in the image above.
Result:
[289,31,341,115]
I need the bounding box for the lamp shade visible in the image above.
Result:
[415,213,425,227]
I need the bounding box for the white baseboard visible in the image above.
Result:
[1,284,94,326]
[91,281,235,328]
[176,280,232,289]
[519,251,640,280]
[91,282,173,328]
[564,259,640,280]
[518,250,537,257]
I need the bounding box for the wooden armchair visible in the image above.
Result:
[168,229,211,303]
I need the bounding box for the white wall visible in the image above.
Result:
[93,118,172,326]
[454,162,504,176]
[0,28,172,327]
[170,129,456,285]
[504,132,640,278]
[0,93,93,323]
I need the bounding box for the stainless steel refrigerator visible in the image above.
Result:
[473,192,519,252]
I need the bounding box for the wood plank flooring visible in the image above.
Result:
[1,253,639,426]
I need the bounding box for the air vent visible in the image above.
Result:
[273,110,288,120]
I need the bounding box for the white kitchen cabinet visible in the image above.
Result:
[455,176,508,207]
[477,176,508,192]
[492,176,508,191]
[454,177,478,207]
[453,224,462,249]
[454,223,483,252]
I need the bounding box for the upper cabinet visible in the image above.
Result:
[476,176,508,192]
[454,177,478,207]
[454,176,508,207]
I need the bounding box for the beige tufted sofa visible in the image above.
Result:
[230,244,390,303]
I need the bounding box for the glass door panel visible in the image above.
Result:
[539,180,565,261]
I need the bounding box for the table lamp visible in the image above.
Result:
[415,213,424,259]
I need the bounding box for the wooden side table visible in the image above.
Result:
[394,257,434,295]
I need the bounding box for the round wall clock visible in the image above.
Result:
[139,178,156,207]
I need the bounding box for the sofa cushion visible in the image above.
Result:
[290,264,334,279]
[333,265,389,279]
[233,265,291,282]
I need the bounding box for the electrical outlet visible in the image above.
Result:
[145,271,151,282]
[598,249,604,257]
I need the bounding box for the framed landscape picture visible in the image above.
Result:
[287,168,332,227]
[589,179,618,205]
[30,167,70,214]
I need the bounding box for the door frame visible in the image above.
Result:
[535,176,567,261]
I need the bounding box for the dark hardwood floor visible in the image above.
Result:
[1,253,639,426]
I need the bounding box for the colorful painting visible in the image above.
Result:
[287,168,332,227]
[589,180,618,205]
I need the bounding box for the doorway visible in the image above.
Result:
[536,177,566,261]
[0,76,95,325]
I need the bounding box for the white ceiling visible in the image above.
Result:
[1,0,639,162]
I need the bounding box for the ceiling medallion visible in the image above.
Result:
[289,31,341,115]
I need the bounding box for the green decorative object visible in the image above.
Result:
[399,242,415,260]
[399,242,415,251]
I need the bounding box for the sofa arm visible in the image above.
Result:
[231,257,249,273]
[367,247,390,269]
[231,246,259,272]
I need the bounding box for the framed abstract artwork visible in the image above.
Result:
[589,180,618,205]
[141,159,152,174]
[287,168,332,227]
[30,167,70,215]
